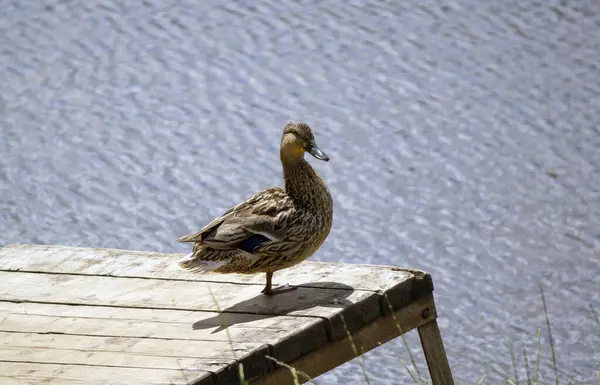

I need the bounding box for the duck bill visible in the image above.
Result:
[307,142,330,161]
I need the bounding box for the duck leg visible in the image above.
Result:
[261,272,297,295]
[261,272,273,294]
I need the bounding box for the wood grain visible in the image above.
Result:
[0,361,210,385]
[0,244,429,294]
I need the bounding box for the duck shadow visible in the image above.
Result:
[192,281,354,333]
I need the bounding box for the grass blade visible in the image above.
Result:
[509,338,519,385]
[535,328,541,385]
[208,287,248,385]
[476,373,487,385]
[591,304,600,332]
[265,355,320,385]
[237,363,248,385]
[401,359,421,385]
[523,344,532,385]
[401,334,424,379]
[383,293,423,379]
[340,314,371,385]
[540,285,559,385]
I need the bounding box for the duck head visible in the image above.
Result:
[280,122,329,162]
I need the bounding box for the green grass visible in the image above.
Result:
[208,285,600,385]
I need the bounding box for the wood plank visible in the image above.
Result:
[0,301,320,341]
[0,301,327,366]
[0,345,216,371]
[418,319,455,385]
[0,361,210,385]
[0,270,381,340]
[0,333,271,384]
[0,307,293,384]
[0,301,325,341]
[253,294,436,385]
[0,331,262,361]
[0,244,432,297]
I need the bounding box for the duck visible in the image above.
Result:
[177,122,333,295]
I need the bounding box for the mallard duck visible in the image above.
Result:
[177,122,333,295]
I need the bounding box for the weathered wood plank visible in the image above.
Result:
[0,244,430,297]
[0,301,328,367]
[0,331,262,361]
[0,335,268,384]
[0,300,325,342]
[253,294,437,385]
[0,361,209,385]
[418,319,455,385]
[0,345,216,371]
[0,270,381,340]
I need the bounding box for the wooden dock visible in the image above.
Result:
[0,244,453,385]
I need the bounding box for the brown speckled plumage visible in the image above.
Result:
[177,122,333,295]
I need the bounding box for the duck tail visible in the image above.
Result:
[178,252,226,273]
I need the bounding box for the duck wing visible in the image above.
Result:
[176,207,235,243]
[177,188,293,252]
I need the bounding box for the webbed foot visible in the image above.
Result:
[261,283,297,296]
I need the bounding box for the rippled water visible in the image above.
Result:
[2,0,600,383]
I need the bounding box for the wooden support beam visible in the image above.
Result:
[418,318,455,385]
